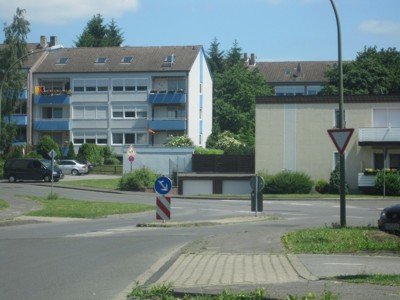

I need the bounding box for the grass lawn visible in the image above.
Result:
[24,195,154,218]
[58,178,121,190]
[0,199,9,210]
[283,226,400,254]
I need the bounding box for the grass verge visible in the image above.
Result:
[283,226,400,254]
[58,178,120,190]
[335,274,400,286]
[0,199,9,210]
[128,283,339,300]
[24,195,154,218]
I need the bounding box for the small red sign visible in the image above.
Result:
[327,128,354,155]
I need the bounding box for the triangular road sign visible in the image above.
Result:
[327,128,354,155]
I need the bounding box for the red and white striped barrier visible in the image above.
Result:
[156,195,171,221]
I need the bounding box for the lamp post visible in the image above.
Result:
[329,0,346,227]
[0,44,63,151]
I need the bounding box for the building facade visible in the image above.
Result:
[255,95,400,191]
[27,44,212,155]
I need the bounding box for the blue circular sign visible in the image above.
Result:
[154,176,172,195]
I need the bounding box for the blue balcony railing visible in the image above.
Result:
[34,94,71,105]
[34,120,70,131]
[149,91,186,104]
[148,119,186,131]
[4,115,28,126]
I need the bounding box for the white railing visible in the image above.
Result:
[359,127,400,143]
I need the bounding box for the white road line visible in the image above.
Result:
[290,203,313,206]
[65,227,156,238]
[324,263,365,266]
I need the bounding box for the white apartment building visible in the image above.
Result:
[29,44,212,155]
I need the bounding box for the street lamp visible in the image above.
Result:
[0,44,63,151]
[329,0,346,227]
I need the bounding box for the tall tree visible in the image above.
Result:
[0,8,30,153]
[211,62,273,150]
[206,37,225,74]
[75,14,124,47]
[104,19,124,47]
[321,46,400,95]
[225,40,242,67]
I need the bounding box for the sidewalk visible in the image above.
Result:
[131,220,400,300]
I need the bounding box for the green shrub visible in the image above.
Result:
[257,170,272,194]
[194,147,224,155]
[77,143,102,165]
[375,170,400,196]
[118,167,159,191]
[265,170,313,194]
[104,158,121,165]
[36,135,61,159]
[329,163,349,194]
[315,179,329,194]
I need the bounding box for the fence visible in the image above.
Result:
[92,164,123,175]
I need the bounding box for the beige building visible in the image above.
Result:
[255,95,400,191]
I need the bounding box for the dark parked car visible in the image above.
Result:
[4,158,64,183]
[378,204,400,235]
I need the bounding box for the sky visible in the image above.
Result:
[0,0,399,62]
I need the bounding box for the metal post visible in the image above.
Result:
[329,0,346,227]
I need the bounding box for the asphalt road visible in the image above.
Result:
[0,180,399,300]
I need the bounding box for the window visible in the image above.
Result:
[373,109,400,127]
[95,57,107,64]
[164,54,176,63]
[73,79,109,93]
[73,132,108,145]
[56,57,69,64]
[374,153,384,169]
[121,56,133,64]
[307,86,322,96]
[390,154,400,169]
[112,106,147,119]
[42,107,62,119]
[73,106,108,119]
[112,132,148,145]
[112,78,148,92]
[168,78,186,91]
[125,133,135,144]
[274,86,305,96]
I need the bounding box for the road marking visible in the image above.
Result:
[324,263,365,266]
[290,203,313,206]
[65,226,156,238]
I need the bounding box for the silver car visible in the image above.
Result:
[57,160,89,175]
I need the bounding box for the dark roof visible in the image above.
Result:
[33,45,203,73]
[256,94,400,104]
[252,61,336,84]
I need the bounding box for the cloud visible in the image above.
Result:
[358,20,400,37]
[0,0,140,25]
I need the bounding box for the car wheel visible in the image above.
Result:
[8,175,17,183]
[71,169,79,176]
[43,175,51,182]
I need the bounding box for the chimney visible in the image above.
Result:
[50,36,58,47]
[40,36,47,48]
[243,53,249,66]
[250,53,256,66]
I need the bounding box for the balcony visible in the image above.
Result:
[148,119,186,131]
[149,91,186,104]
[34,119,71,131]
[359,127,400,146]
[4,115,27,126]
[34,94,71,105]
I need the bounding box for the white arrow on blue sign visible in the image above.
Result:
[154,176,172,195]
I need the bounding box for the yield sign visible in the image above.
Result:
[327,128,354,155]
